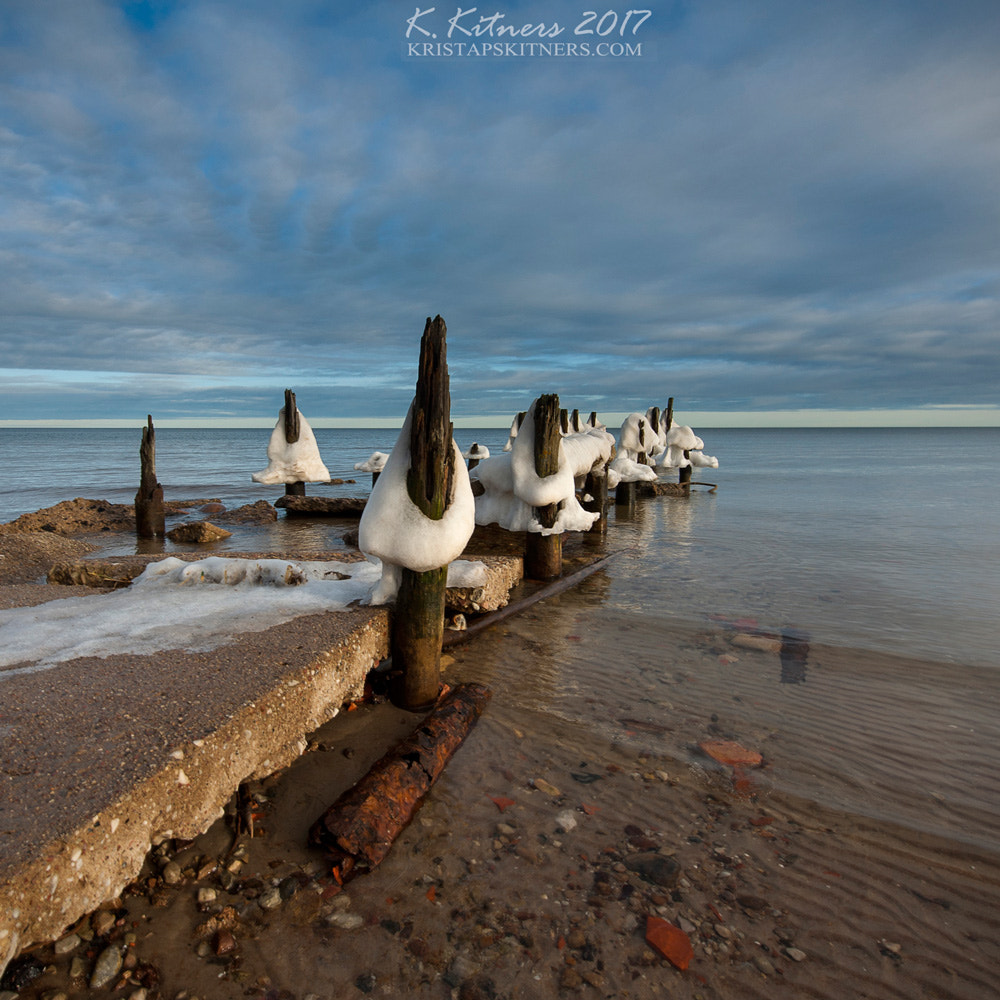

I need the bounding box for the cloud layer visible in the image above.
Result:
[2,0,998,421]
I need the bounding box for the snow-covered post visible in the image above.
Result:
[135,414,164,539]
[464,442,489,470]
[616,416,645,508]
[582,412,608,538]
[524,394,563,580]
[282,389,305,496]
[392,315,456,710]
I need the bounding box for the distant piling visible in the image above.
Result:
[582,411,608,540]
[390,315,454,711]
[135,414,164,539]
[524,394,563,581]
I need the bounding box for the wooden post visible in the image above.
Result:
[524,394,562,581]
[282,388,306,496]
[467,443,481,471]
[583,462,608,541]
[679,460,692,489]
[390,315,454,711]
[664,397,674,432]
[135,414,165,538]
[571,409,582,432]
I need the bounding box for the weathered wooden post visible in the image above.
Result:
[524,394,563,581]
[282,388,306,496]
[582,412,608,541]
[135,414,165,539]
[664,397,674,435]
[616,417,644,508]
[465,443,484,470]
[391,316,454,711]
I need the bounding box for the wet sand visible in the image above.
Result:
[2,515,999,998]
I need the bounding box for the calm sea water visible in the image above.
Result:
[1,425,998,670]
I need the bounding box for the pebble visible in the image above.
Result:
[785,946,807,962]
[91,910,116,936]
[69,956,87,979]
[197,887,217,905]
[54,933,81,955]
[162,861,182,885]
[258,885,282,910]
[714,923,732,939]
[532,777,561,797]
[566,929,587,950]
[128,990,148,1000]
[327,910,364,930]
[90,944,123,989]
[555,810,578,833]
[754,955,776,975]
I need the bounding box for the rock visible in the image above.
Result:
[645,916,694,970]
[624,852,682,889]
[3,498,134,535]
[90,944,123,989]
[258,885,282,910]
[162,861,182,885]
[197,887,217,905]
[213,500,278,524]
[531,777,561,797]
[54,932,82,955]
[0,956,46,991]
[214,929,236,955]
[754,955,776,975]
[91,909,116,936]
[566,929,587,950]
[558,967,583,990]
[355,972,377,994]
[785,946,807,962]
[555,809,578,832]
[47,559,134,589]
[327,910,364,930]
[166,521,232,543]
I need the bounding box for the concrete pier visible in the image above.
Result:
[0,552,522,977]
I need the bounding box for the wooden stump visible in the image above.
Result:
[391,315,454,711]
[282,388,305,496]
[524,394,562,581]
[583,465,608,540]
[135,414,164,539]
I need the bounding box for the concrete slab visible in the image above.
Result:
[0,551,523,976]
[0,601,390,976]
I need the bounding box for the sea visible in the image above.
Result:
[2,425,999,848]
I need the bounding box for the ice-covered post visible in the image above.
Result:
[392,316,455,710]
[582,412,608,538]
[524,394,563,580]
[467,443,483,470]
[135,414,165,539]
[282,389,305,496]
[616,417,644,508]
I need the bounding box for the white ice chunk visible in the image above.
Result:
[609,451,659,483]
[354,451,389,473]
[689,450,719,468]
[358,403,476,581]
[0,557,381,674]
[618,413,651,458]
[252,406,330,484]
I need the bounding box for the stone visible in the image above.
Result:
[197,887,217,905]
[166,521,233,544]
[785,946,807,962]
[645,916,694,970]
[531,777,561,797]
[754,955,776,975]
[54,932,82,955]
[91,910,116,936]
[327,910,364,930]
[162,861,182,885]
[555,810,578,832]
[624,852,682,889]
[258,885,282,910]
[90,944,123,989]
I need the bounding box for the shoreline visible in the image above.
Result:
[2,500,1000,998]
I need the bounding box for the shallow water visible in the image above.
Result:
[4,424,1000,997]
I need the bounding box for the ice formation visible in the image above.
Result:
[474,402,610,535]
[0,557,381,673]
[658,425,705,469]
[358,404,476,602]
[463,444,490,461]
[613,413,661,484]
[354,451,389,473]
[252,405,330,484]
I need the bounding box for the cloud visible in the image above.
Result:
[0,0,998,421]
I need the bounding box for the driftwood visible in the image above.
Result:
[309,683,492,881]
[135,414,165,539]
[391,315,454,710]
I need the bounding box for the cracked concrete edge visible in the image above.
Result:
[0,609,389,977]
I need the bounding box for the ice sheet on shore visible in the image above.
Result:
[0,555,486,674]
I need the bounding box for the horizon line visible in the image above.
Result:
[0,407,998,430]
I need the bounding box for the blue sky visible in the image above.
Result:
[1,0,998,426]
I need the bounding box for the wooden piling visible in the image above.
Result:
[467,443,481,471]
[390,315,454,711]
[134,414,164,538]
[282,388,306,496]
[524,394,562,580]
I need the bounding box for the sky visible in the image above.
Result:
[1,0,998,428]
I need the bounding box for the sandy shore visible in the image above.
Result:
[2,504,999,999]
